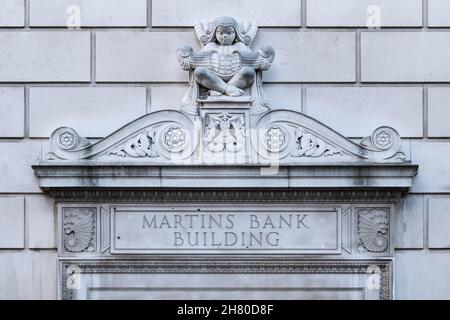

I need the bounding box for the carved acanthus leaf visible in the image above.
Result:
[109,130,158,158]
[292,130,343,158]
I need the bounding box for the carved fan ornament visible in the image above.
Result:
[63,209,95,253]
[358,209,389,253]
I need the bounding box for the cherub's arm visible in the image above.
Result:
[176,45,212,70]
[176,46,194,70]
[239,44,275,71]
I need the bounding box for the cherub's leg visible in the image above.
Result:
[194,67,243,97]
[227,67,256,90]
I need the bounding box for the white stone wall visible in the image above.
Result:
[0,0,449,300]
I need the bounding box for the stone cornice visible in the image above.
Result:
[33,162,418,192]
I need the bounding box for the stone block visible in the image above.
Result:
[428,88,450,138]
[0,87,24,138]
[26,195,56,249]
[254,32,356,82]
[96,32,198,82]
[410,141,450,193]
[428,0,450,27]
[0,198,24,249]
[0,0,24,27]
[152,0,301,27]
[362,32,450,82]
[150,85,188,112]
[150,84,302,112]
[263,84,302,111]
[306,0,422,27]
[29,87,147,138]
[0,251,57,299]
[97,31,355,83]
[395,195,424,249]
[0,32,90,82]
[30,0,147,27]
[428,198,450,249]
[0,141,42,193]
[395,251,450,299]
[305,87,423,138]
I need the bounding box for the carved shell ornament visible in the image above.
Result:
[358,209,389,253]
[64,209,95,253]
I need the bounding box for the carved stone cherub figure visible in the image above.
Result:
[177,16,275,115]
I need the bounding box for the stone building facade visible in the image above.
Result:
[0,0,450,300]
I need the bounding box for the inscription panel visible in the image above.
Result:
[111,204,341,254]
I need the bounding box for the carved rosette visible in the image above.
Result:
[264,127,288,153]
[63,208,96,253]
[357,209,390,253]
[161,126,187,153]
[51,127,90,152]
[372,127,394,150]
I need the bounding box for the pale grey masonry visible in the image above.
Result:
[394,195,424,249]
[305,87,423,138]
[427,88,450,138]
[151,0,302,27]
[0,0,449,300]
[0,251,57,300]
[0,0,24,27]
[96,32,355,83]
[362,32,450,82]
[0,198,24,249]
[395,251,450,300]
[0,87,24,138]
[26,195,56,249]
[96,32,198,82]
[30,0,148,27]
[0,32,91,82]
[428,0,450,27]
[428,198,450,249]
[150,84,302,112]
[0,141,42,193]
[306,0,423,27]
[29,87,147,138]
[410,141,450,193]
[253,32,356,82]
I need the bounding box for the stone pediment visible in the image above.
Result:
[32,16,417,190]
[46,107,407,164]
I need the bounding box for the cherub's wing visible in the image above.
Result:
[239,21,258,45]
[194,21,213,46]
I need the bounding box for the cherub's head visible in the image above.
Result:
[215,25,236,45]
[211,16,239,46]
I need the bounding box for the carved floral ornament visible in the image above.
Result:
[44,16,408,165]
